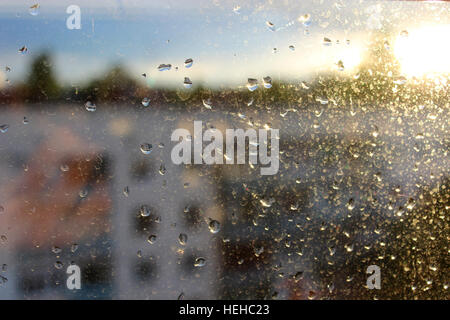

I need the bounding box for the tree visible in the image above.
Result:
[25,53,60,102]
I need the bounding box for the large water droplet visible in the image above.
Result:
[52,246,62,254]
[85,101,96,112]
[263,76,272,89]
[208,220,221,234]
[159,164,166,175]
[323,37,332,46]
[29,4,40,16]
[194,257,206,267]
[18,46,28,54]
[0,125,9,133]
[178,233,187,245]
[140,205,151,217]
[79,189,88,198]
[183,77,192,89]
[247,78,258,91]
[140,143,153,155]
[147,235,157,244]
[202,98,213,109]
[141,97,150,107]
[158,64,172,71]
[184,58,193,68]
[298,14,311,27]
[266,21,275,32]
[336,60,345,71]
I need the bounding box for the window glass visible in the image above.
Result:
[0,0,448,299]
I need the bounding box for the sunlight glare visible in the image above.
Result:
[394,25,450,77]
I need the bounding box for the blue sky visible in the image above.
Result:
[0,0,448,88]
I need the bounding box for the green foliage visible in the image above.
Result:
[84,65,139,103]
[25,52,60,102]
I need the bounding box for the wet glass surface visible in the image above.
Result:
[0,0,448,299]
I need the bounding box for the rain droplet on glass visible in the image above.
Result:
[263,76,272,89]
[158,64,172,71]
[194,257,206,267]
[208,220,221,234]
[141,97,150,107]
[18,46,28,54]
[298,14,311,27]
[140,205,151,217]
[184,58,193,68]
[29,4,40,16]
[202,98,213,109]
[266,21,275,32]
[147,235,157,244]
[247,78,258,92]
[85,101,96,112]
[178,233,187,245]
[140,143,153,155]
[0,125,9,133]
[323,37,332,46]
[183,77,192,89]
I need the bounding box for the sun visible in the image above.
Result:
[394,25,450,77]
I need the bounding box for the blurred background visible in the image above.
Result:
[0,0,448,299]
